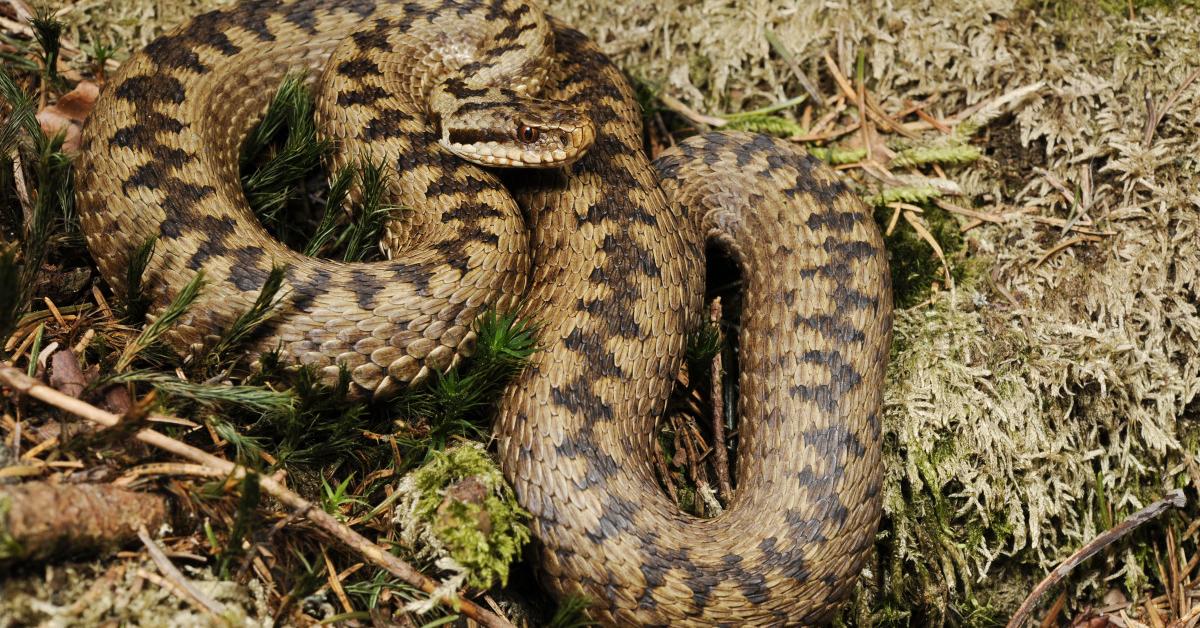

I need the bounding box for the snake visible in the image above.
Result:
[75,0,893,624]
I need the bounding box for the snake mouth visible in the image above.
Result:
[443,123,595,168]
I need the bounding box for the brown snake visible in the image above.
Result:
[76,0,892,623]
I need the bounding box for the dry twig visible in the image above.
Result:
[138,524,228,618]
[708,298,733,501]
[1008,490,1188,628]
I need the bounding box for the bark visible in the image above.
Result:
[0,482,170,563]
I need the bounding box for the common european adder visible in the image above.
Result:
[76,0,893,624]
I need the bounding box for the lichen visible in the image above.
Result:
[393,443,531,592]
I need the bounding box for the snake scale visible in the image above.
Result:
[76,0,892,624]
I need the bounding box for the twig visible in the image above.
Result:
[658,93,728,129]
[1143,66,1200,147]
[652,427,679,504]
[1033,235,1102,268]
[1038,591,1067,628]
[764,29,824,107]
[0,365,514,628]
[708,298,733,501]
[901,210,954,290]
[0,481,170,561]
[138,525,228,618]
[1007,489,1187,628]
[12,154,32,234]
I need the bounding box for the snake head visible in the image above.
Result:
[437,98,595,168]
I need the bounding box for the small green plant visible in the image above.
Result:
[101,371,294,416]
[29,7,64,88]
[243,360,376,467]
[390,310,540,458]
[321,473,366,521]
[240,72,329,238]
[338,158,393,262]
[122,236,157,323]
[217,472,261,577]
[547,595,597,628]
[0,70,76,326]
[115,271,204,372]
[810,146,868,165]
[204,264,288,369]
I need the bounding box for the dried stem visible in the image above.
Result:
[138,524,228,617]
[708,298,733,501]
[0,365,513,628]
[1008,489,1187,628]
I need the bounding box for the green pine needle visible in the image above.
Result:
[123,236,157,323]
[240,72,329,232]
[547,595,598,628]
[809,146,868,165]
[0,70,38,141]
[866,185,946,208]
[103,370,295,415]
[686,320,723,366]
[116,271,205,372]
[722,114,803,137]
[890,144,982,168]
[210,418,268,465]
[339,158,394,262]
[303,163,357,257]
[205,264,289,368]
[471,309,540,380]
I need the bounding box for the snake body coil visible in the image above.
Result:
[77,0,892,623]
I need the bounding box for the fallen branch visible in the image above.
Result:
[1007,489,1188,628]
[0,364,514,628]
[0,481,170,562]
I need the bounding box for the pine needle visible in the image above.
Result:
[29,8,64,88]
[204,264,288,368]
[123,236,157,323]
[103,370,295,416]
[339,158,393,262]
[116,271,205,372]
[303,164,357,257]
[240,72,329,232]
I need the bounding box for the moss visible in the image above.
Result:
[395,443,531,591]
[0,494,22,560]
[874,204,966,308]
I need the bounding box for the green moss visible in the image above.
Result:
[0,494,21,560]
[874,204,966,308]
[1033,0,1200,18]
[398,444,531,590]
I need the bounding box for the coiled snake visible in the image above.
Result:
[76,0,892,623]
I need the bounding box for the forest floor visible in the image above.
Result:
[1,0,1199,626]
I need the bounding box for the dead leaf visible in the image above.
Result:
[36,81,99,153]
[49,349,89,399]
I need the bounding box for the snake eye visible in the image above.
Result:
[517,125,540,143]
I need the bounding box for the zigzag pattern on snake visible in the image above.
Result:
[75,0,892,623]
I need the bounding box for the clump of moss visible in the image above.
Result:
[873,204,966,308]
[393,443,530,592]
